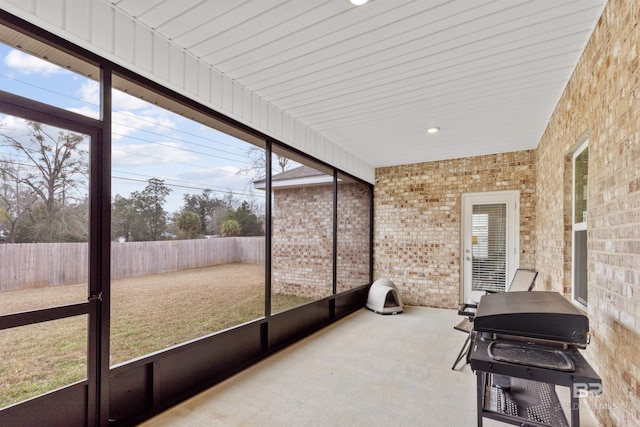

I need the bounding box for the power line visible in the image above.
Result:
[3,139,255,175]
[112,169,257,196]
[111,175,257,199]
[2,152,259,193]
[0,72,97,109]
[110,147,248,173]
[112,132,252,165]
[114,110,250,152]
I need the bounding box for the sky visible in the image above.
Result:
[0,43,264,214]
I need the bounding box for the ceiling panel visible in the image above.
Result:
[107,0,607,167]
[219,0,449,76]
[124,0,204,28]
[202,1,379,67]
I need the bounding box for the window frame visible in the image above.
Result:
[572,139,589,309]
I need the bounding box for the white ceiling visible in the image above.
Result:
[108,0,607,168]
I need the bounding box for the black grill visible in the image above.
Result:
[469,291,601,427]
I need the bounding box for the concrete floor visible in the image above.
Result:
[139,306,598,427]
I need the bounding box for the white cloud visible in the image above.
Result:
[4,49,65,75]
[112,111,150,141]
[112,110,172,141]
[112,142,198,167]
[155,115,176,130]
[180,165,240,179]
[66,106,100,119]
[177,165,255,190]
[0,114,28,133]
[78,80,99,105]
[113,90,151,111]
[76,81,178,141]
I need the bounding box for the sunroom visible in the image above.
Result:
[0,1,638,426]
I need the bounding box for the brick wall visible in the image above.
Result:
[535,0,640,424]
[272,182,371,298]
[374,150,536,308]
[337,182,372,293]
[272,184,333,299]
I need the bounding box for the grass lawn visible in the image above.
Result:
[0,263,311,408]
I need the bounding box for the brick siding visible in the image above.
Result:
[272,182,371,298]
[535,0,640,424]
[374,150,536,309]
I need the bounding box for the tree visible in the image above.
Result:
[11,197,88,243]
[240,146,291,179]
[130,178,172,241]
[177,211,201,239]
[111,194,136,241]
[223,201,264,236]
[182,188,224,235]
[0,121,88,242]
[0,159,38,243]
[221,219,241,237]
[0,205,8,242]
[56,198,88,242]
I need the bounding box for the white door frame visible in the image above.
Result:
[461,190,520,302]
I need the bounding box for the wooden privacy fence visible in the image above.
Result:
[0,237,265,292]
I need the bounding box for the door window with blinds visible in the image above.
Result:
[462,190,518,302]
[472,203,507,292]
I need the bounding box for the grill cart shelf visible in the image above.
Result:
[470,336,601,427]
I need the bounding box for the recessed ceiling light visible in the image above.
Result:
[350,0,369,5]
[426,126,440,134]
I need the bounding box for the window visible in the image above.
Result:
[337,173,372,292]
[109,75,267,365]
[0,27,99,118]
[471,204,507,292]
[269,147,333,314]
[0,316,88,408]
[0,31,97,409]
[572,140,588,307]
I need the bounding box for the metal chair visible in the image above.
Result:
[451,268,538,370]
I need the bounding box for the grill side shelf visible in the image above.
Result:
[470,337,601,388]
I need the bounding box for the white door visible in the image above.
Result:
[462,191,519,303]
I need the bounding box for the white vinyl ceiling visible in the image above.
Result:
[108,0,607,168]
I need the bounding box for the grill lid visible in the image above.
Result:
[474,291,589,345]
